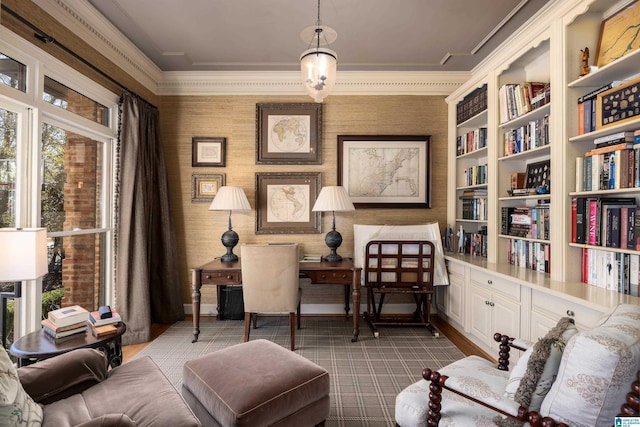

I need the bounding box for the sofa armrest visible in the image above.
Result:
[18,348,108,404]
[493,333,532,371]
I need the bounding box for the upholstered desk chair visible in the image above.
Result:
[240,243,301,350]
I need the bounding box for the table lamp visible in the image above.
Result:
[0,228,48,348]
[312,186,355,262]
[208,186,251,262]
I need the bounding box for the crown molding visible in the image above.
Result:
[33,0,162,94]
[157,70,469,96]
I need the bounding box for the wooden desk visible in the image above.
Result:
[191,258,362,343]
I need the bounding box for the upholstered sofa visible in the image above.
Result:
[2,346,201,426]
[395,303,640,426]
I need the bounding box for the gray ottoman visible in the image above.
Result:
[182,339,330,427]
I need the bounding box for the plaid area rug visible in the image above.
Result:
[133,317,465,427]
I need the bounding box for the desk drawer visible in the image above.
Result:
[305,270,353,284]
[201,271,241,285]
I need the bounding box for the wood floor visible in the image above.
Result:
[122,314,494,364]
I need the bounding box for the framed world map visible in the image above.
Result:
[337,135,431,209]
[595,0,640,67]
[256,103,322,164]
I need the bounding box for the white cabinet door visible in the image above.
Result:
[468,282,492,345]
[447,274,465,327]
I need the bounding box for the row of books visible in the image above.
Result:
[456,226,487,257]
[581,249,639,296]
[501,205,550,240]
[459,196,487,221]
[571,197,638,249]
[456,127,487,156]
[502,115,550,156]
[44,304,122,340]
[577,80,625,135]
[456,84,487,125]
[498,81,550,124]
[506,238,550,274]
[575,131,640,192]
[462,164,488,187]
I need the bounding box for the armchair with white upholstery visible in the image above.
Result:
[395,303,640,426]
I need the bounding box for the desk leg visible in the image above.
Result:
[191,269,202,343]
[343,285,350,320]
[351,272,360,342]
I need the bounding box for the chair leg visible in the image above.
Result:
[243,312,251,342]
[297,300,302,330]
[289,312,295,351]
[252,313,258,329]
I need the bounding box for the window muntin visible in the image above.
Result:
[0,53,26,92]
[44,76,110,127]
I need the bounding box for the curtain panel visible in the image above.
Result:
[115,93,184,345]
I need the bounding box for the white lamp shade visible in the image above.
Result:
[0,228,48,281]
[208,186,251,211]
[300,48,337,103]
[312,186,355,212]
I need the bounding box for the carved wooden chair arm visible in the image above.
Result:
[422,368,569,427]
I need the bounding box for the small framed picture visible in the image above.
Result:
[255,172,321,234]
[256,103,322,164]
[191,173,225,203]
[192,137,226,167]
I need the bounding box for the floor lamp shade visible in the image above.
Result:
[0,228,48,281]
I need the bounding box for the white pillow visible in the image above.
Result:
[503,322,578,412]
[0,346,43,426]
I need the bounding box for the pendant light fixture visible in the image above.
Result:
[300,0,337,103]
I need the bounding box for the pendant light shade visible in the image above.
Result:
[300,0,337,103]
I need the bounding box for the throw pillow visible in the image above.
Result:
[497,317,578,426]
[0,346,43,427]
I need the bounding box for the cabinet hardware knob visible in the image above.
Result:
[485,300,489,305]
[487,280,493,284]
[205,275,211,279]
[226,275,233,280]
[490,302,495,307]
[566,310,575,317]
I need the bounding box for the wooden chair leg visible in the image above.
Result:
[297,300,302,330]
[252,312,258,329]
[289,312,295,351]
[243,312,251,342]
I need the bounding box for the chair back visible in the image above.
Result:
[240,244,300,313]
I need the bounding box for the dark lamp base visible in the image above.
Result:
[323,229,343,263]
[220,229,240,263]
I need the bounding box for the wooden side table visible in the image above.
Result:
[9,322,126,368]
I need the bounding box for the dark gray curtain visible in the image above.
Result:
[115,93,184,345]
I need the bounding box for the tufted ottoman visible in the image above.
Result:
[182,339,330,427]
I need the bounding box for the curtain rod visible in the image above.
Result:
[1,4,157,110]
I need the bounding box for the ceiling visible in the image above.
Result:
[85,0,551,74]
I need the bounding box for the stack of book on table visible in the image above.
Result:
[43,305,89,340]
[87,307,121,337]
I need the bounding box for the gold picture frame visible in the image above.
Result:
[191,173,225,203]
[595,0,640,67]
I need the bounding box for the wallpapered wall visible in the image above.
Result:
[159,94,449,308]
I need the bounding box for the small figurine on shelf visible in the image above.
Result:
[579,47,590,77]
[457,225,465,253]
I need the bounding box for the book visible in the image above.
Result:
[593,131,634,145]
[300,254,322,262]
[48,305,90,328]
[89,309,122,326]
[43,323,87,339]
[88,323,119,338]
[41,318,85,333]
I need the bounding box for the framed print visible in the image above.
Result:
[338,135,431,209]
[595,0,640,67]
[256,103,322,164]
[596,75,640,129]
[255,172,321,234]
[191,173,225,203]
[192,137,226,167]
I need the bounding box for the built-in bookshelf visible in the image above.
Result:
[453,89,489,258]
[564,0,640,296]
[496,37,552,275]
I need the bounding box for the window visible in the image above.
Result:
[0,33,118,345]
